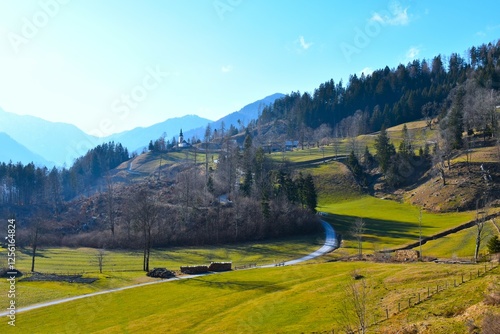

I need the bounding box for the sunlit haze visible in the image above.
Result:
[0,0,499,135]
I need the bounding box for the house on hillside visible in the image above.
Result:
[285,140,299,151]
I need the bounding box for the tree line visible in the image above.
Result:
[0,141,129,207]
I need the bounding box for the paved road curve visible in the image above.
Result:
[0,220,337,317]
[260,220,338,267]
[285,220,338,265]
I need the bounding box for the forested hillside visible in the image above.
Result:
[260,41,500,138]
[0,142,129,206]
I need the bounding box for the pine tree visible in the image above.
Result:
[347,150,362,177]
[298,174,317,213]
[487,235,500,254]
[398,124,413,157]
[374,126,395,173]
[362,146,374,169]
[447,87,465,149]
[240,170,253,197]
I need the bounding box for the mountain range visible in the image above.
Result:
[0,93,284,167]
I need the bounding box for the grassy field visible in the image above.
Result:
[114,150,218,179]
[0,234,323,309]
[301,162,363,203]
[318,196,475,255]
[268,120,437,164]
[416,220,499,259]
[2,261,496,334]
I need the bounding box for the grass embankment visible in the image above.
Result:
[113,150,218,182]
[0,234,323,309]
[319,196,477,257]
[269,120,437,164]
[417,220,499,259]
[2,261,497,333]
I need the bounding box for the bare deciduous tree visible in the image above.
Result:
[94,249,106,274]
[105,174,116,236]
[130,189,160,272]
[30,219,40,272]
[338,276,370,334]
[352,218,365,259]
[474,200,489,262]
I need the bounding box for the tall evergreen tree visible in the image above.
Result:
[374,127,395,173]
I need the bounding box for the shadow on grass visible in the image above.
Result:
[19,248,49,258]
[184,277,285,293]
[326,214,433,244]
[151,234,323,265]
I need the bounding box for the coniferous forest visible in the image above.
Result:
[260,42,499,138]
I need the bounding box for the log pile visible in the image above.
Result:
[180,265,209,275]
[208,262,232,272]
[147,268,176,279]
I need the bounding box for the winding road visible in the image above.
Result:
[0,220,337,317]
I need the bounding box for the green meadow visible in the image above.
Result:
[416,220,498,259]
[0,234,323,309]
[2,261,495,334]
[319,196,475,254]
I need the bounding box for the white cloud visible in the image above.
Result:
[476,24,500,38]
[406,46,421,60]
[359,67,373,76]
[298,35,313,50]
[370,2,411,26]
[221,65,233,73]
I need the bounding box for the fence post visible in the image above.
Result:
[408,297,412,308]
[427,286,430,297]
[418,292,420,303]
[436,283,439,293]
[386,308,389,319]
[454,279,456,287]
[398,302,401,313]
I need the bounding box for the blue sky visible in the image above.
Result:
[0,0,499,137]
